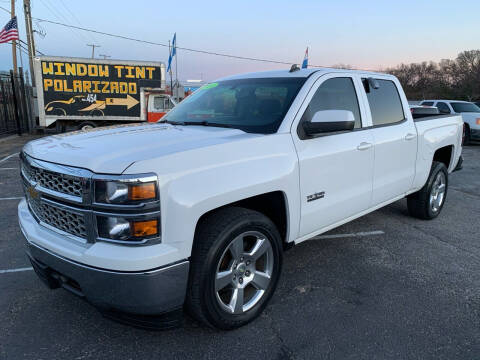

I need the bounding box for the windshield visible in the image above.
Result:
[451,102,480,113]
[163,78,306,134]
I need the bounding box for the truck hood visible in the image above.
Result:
[23,123,257,173]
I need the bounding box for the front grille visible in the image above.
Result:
[26,190,88,239]
[20,153,160,245]
[22,159,83,197]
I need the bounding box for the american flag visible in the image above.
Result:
[0,16,19,44]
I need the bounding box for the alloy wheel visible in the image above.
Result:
[215,231,274,314]
[430,171,446,212]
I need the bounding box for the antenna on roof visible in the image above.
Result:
[289,64,300,72]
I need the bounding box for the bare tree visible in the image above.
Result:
[387,50,480,101]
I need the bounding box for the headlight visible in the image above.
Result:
[94,174,161,245]
[97,216,160,243]
[94,176,158,205]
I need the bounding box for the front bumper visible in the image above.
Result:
[26,240,189,320]
[471,128,480,140]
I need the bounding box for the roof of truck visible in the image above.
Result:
[217,67,389,81]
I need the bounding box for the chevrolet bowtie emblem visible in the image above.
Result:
[27,186,39,199]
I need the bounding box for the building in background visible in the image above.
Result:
[166,79,207,101]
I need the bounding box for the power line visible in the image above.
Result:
[0,5,44,55]
[0,5,296,65]
[30,17,308,66]
[39,0,86,43]
[0,4,376,71]
[58,0,97,43]
[19,38,44,55]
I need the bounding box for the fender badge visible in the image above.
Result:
[307,191,325,202]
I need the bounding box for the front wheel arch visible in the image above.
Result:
[192,191,289,253]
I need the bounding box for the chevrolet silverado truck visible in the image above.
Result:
[18,68,463,330]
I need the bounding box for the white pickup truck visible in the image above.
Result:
[18,68,463,330]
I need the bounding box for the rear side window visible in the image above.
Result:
[421,101,434,106]
[364,79,405,126]
[300,77,362,129]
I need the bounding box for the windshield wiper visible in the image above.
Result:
[163,120,185,126]
[195,121,235,129]
[164,120,235,129]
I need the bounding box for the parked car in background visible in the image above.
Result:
[420,100,480,143]
[410,104,439,118]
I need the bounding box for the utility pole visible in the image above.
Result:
[23,0,36,85]
[11,0,17,75]
[99,54,110,60]
[87,44,100,59]
[175,37,178,102]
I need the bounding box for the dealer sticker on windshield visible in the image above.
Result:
[201,82,219,90]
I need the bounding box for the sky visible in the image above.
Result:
[0,0,479,82]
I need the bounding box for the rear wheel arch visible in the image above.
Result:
[407,161,448,220]
[432,145,454,171]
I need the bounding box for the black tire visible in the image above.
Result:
[77,121,96,131]
[463,124,471,145]
[407,161,448,220]
[55,120,66,133]
[186,207,283,330]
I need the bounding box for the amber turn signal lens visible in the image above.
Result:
[132,219,158,237]
[128,183,156,201]
[476,118,480,125]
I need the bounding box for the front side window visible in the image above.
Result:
[364,79,405,126]
[299,77,362,135]
[436,102,451,114]
[164,78,306,134]
[451,102,480,113]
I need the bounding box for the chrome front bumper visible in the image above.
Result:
[26,240,189,317]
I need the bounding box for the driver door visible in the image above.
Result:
[292,73,374,238]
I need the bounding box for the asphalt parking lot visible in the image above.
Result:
[0,135,479,360]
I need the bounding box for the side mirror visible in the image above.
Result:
[367,77,380,90]
[303,110,355,136]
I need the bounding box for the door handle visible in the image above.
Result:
[357,142,373,151]
[405,133,416,140]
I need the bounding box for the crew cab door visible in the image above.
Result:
[292,73,374,238]
[360,77,417,205]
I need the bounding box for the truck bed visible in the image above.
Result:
[412,114,456,121]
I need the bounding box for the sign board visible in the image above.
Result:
[34,56,165,126]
